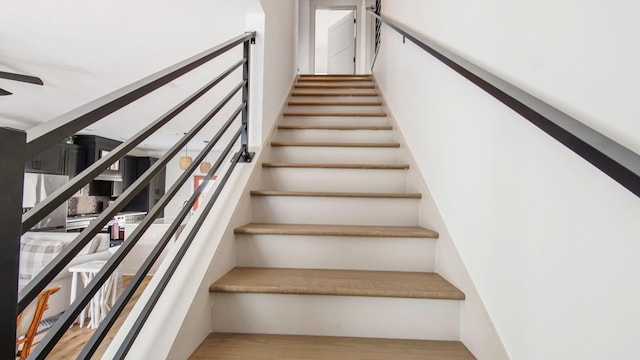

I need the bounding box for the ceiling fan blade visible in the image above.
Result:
[0,87,12,96]
[0,71,44,85]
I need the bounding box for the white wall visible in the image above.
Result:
[258,0,298,145]
[297,0,311,73]
[314,10,354,74]
[374,1,640,359]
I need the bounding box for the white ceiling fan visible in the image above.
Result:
[0,71,44,96]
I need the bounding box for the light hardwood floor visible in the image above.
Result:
[33,275,151,359]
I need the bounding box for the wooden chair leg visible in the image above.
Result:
[16,286,61,359]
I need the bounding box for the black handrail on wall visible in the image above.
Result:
[373,0,382,54]
[368,9,640,198]
[0,31,256,360]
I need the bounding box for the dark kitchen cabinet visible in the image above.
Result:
[74,135,123,180]
[65,144,86,178]
[25,143,85,177]
[148,158,166,211]
[25,143,66,175]
[123,157,166,217]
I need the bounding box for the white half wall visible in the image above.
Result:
[374,1,640,359]
[100,1,297,357]
[259,0,298,144]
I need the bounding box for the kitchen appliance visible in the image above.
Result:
[68,196,109,216]
[22,173,68,231]
[113,212,147,224]
[65,214,99,232]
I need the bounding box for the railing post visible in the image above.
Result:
[0,128,26,358]
[239,32,256,163]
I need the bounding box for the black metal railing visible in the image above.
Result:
[1,31,256,360]
[370,0,382,72]
[368,9,640,198]
[373,0,382,54]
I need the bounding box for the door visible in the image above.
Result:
[327,11,356,74]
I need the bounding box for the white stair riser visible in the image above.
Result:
[236,234,436,271]
[286,105,384,113]
[212,293,461,341]
[251,196,419,226]
[288,96,380,102]
[275,129,394,143]
[292,90,379,96]
[261,168,409,193]
[280,116,389,127]
[269,146,400,164]
[295,81,375,86]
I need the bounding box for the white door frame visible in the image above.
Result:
[309,4,358,74]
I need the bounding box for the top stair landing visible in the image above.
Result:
[292,74,380,99]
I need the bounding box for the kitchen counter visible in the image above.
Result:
[66,211,147,231]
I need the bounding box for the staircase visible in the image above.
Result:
[189,74,475,359]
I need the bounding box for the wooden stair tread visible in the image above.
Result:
[190,333,476,360]
[262,162,410,169]
[288,100,382,106]
[250,190,422,199]
[234,223,439,238]
[300,73,372,76]
[291,92,379,97]
[299,74,372,78]
[210,268,465,300]
[271,141,399,148]
[295,84,376,89]
[283,112,387,117]
[278,125,392,130]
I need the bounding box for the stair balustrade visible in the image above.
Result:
[0,31,256,360]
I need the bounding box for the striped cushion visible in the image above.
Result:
[19,233,107,287]
[19,237,68,282]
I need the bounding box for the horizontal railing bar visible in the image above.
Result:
[116,149,243,359]
[0,71,44,85]
[18,81,246,314]
[21,59,246,233]
[25,32,255,157]
[0,88,11,96]
[79,127,242,360]
[368,10,640,198]
[30,107,244,360]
